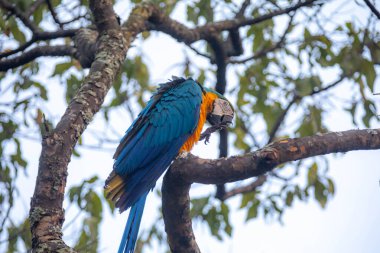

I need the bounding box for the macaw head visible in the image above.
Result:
[198,87,234,144]
[203,87,234,127]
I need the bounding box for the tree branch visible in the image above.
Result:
[162,175,200,253]
[28,0,150,251]
[224,0,250,57]
[236,0,251,18]
[0,45,76,71]
[0,0,317,74]
[1,0,317,70]
[163,128,380,252]
[73,28,99,68]
[206,33,230,200]
[0,29,77,59]
[197,0,317,36]
[146,0,318,45]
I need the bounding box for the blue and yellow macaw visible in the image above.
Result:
[105,77,234,253]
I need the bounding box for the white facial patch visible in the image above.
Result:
[213,98,234,116]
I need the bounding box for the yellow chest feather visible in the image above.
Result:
[180,92,217,152]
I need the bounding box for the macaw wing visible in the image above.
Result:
[109,79,203,210]
[113,77,193,160]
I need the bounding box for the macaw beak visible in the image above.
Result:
[207,98,234,126]
[207,114,233,125]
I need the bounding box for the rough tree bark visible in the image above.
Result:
[29,0,135,251]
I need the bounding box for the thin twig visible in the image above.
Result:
[268,96,298,143]
[45,0,63,28]
[188,45,213,60]
[364,0,380,19]
[60,14,89,25]
[220,175,267,201]
[0,45,76,71]
[0,29,77,59]
[0,40,34,58]
[309,75,345,95]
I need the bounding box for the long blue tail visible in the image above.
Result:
[118,192,148,253]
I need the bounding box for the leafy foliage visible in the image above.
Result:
[0,0,379,252]
[191,197,232,240]
[67,176,113,252]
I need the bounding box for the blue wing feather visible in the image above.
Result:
[118,193,148,253]
[111,78,203,211]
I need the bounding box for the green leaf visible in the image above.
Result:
[9,18,26,43]
[240,191,256,208]
[33,82,48,100]
[6,225,18,253]
[66,74,81,103]
[285,191,294,207]
[307,163,318,185]
[304,28,311,41]
[69,186,78,202]
[85,175,99,184]
[314,179,327,208]
[294,185,304,200]
[10,139,27,168]
[190,196,209,217]
[197,69,206,85]
[246,199,260,221]
[345,102,358,126]
[206,207,222,240]
[187,5,197,24]
[361,60,376,92]
[85,190,103,218]
[295,76,321,97]
[296,106,324,137]
[220,202,232,236]
[327,178,335,195]
[362,100,376,128]
[262,102,282,134]
[51,62,72,77]
[19,218,32,249]
[32,5,45,25]
[72,148,81,157]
